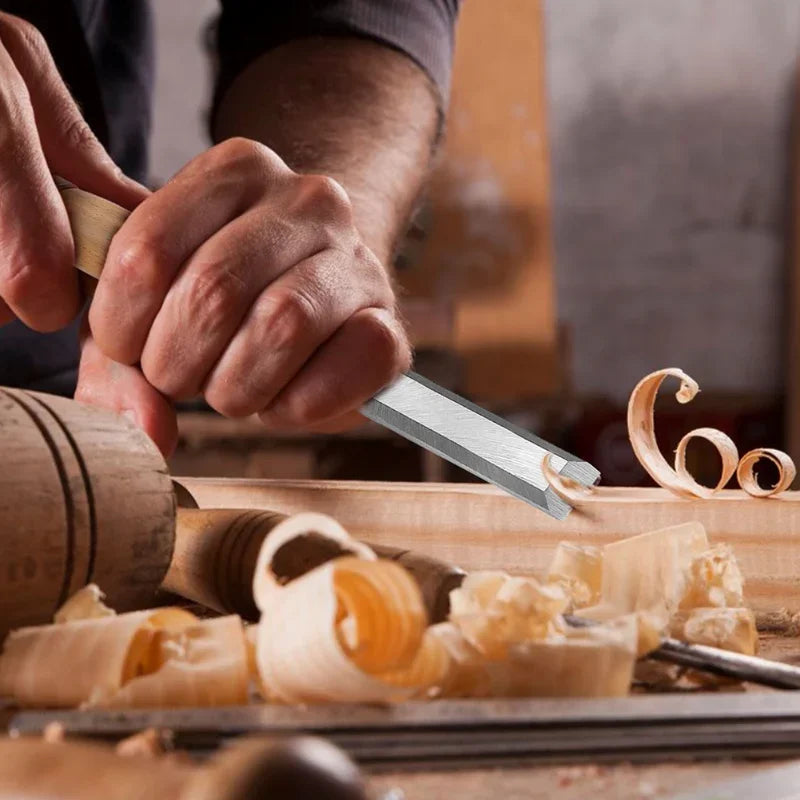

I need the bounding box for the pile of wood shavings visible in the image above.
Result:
[0,368,769,707]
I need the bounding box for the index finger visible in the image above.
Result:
[0,36,77,331]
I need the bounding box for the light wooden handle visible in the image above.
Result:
[165,507,464,622]
[57,179,130,279]
[0,736,365,800]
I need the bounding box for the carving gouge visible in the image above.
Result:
[56,178,600,519]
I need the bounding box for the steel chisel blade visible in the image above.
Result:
[361,371,600,520]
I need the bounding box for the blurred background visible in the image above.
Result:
[154,0,800,488]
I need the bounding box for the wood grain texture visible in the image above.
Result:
[59,186,129,279]
[0,388,175,634]
[175,478,800,614]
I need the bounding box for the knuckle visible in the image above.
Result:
[214,136,275,171]
[106,238,168,310]
[361,309,409,370]
[0,248,74,329]
[205,388,251,420]
[0,13,45,50]
[111,234,169,292]
[182,264,246,334]
[265,390,316,429]
[60,114,97,153]
[256,287,318,352]
[295,174,352,223]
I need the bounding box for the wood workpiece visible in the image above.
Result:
[176,478,800,616]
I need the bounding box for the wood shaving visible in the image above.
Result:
[437,572,637,697]
[0,499,762,707]
[542,453,594,505]
[671,607,757,655]
[579,521,752,657]
[252,512,440,703]
[736,448,796,497]
[627,369,739,498]
[0,601,248,708]
[434,613,637,698]
[547,542,602,609]
[53,584,115,624]
[673,427,739,497]
[629,367,796,497]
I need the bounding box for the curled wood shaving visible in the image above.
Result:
[736,448,796,497]
[0,597,248,708]
[542,453,594,505]
[627,368,739,498]
[673,427,739,498]
[253,513,439,703]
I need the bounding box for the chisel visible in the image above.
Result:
[56,178,600,519]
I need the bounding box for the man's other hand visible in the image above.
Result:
[78,138,411,455]
[0,13,147,330]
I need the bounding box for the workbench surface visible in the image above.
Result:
[371,632,800,798]
[2,633,798,799]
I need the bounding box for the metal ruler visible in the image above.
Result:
[12,693,800,771]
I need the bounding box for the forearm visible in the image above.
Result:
[212,36,440,266]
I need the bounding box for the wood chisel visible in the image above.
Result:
[55,178,600,520]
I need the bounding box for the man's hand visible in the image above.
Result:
[78,138,411,454]
[0,12,147,330]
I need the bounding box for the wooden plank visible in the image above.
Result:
[175,479,800,614]
[399,0,559,399]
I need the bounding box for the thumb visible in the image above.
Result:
[76,330,179,458]
[0,13,149,210]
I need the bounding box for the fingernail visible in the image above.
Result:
[121,409,139,427]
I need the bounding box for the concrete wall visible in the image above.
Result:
[149,0,215,185]
[150,1,800,400]
[545,0,800,400]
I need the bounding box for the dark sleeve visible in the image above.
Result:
[214,0,460,107]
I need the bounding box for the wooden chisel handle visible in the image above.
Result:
[166,507,465,623]
[0,735,366,800]
[56,178,129,279]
